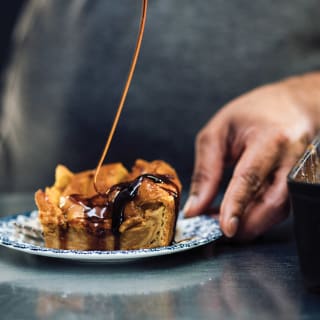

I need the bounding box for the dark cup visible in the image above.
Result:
[288,133,320,292]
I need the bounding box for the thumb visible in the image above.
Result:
[183,126,227,217]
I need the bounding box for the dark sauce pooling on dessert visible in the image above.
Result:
[111,174,178,236]
[65,173,180,250]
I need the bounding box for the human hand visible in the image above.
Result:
[184,74,320,240]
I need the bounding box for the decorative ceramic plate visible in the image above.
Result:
[0,211,223,262]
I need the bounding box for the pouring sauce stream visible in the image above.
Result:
[94,0,148,193]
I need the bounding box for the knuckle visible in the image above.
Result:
[271,130,290,147]
[191,168,212,185]
[236,169,262,193]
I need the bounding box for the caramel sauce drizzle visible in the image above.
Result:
[94,0,148,193]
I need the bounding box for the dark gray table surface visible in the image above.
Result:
[0,193,319,320]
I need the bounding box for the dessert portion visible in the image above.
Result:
[35,159,181,251]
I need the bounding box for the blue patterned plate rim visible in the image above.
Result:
[0,211,223,261]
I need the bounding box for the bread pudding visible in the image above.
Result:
[35,159,181,251]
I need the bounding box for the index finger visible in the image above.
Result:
[220,136,283,237]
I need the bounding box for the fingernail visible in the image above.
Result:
[227,216,239,237]
[183,195,197,217]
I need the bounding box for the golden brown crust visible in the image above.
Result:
[35,159,181,251]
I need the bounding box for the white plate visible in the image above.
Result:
[0,211,223,262]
